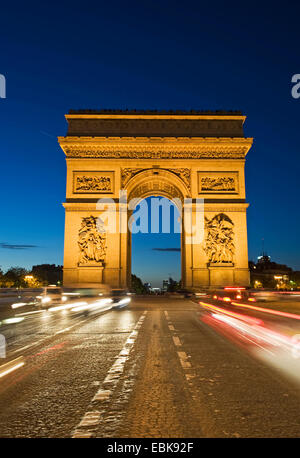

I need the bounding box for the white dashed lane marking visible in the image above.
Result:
[72,311,147,438]
[92,389,112,402]
[78,411,101,427]
[165,310,196,387]
[172,336,182,347]
[177,351,192,369]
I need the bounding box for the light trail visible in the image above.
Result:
[0,357,25,378]
[199,301,263,325]
[231,301,300,321]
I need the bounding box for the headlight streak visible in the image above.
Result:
[0,357,25,378]
[210,313,276,354]
[116,297,131,307]
[48,303,82,312]
[11,300,40,309]
[15,309,47,317]
[211,313,293,351]
[231,301,300,321]
[3,317,25,324]
[199,302,263,325]
[11,302,27,309]
[70,298,113,313]
[199,301,300,385]
[41,297,51,304]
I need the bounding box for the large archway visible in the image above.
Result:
[130,195,181,290]
[125,168,188,289]
[60,110,252,289]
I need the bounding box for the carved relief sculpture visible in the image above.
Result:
[121,168,142,188]
[169,168,191,192]
[198,171,238,194]
[73,171,114,193]
[78,216,106,265]
[121,167,191,191]
[204,213,235,264]
[75,175,112,192]
[201,176,235,192]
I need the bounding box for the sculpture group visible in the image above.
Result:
[204,213,235,264]
[78,216,106,265]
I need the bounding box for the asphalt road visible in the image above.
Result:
[0,296,300,438]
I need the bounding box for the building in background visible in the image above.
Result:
[249,255,293,289]
[162,279,169,292]
[144,282,151,293]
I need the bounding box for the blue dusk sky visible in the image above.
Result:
[1,1,300,286]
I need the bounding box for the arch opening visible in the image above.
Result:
[129,195,182,293]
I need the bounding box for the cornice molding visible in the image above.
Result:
[58,136,253,159]
[65,114,246,121]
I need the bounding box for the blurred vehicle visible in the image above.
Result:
[61,284,111,301]
[63,287,108,299]
[111,289,131,309]
[210,287,256,304]
[175,289,193,298]
[36,286,63,308]
[251,290,278,302]
[194,291,211,298]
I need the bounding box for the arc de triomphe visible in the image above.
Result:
[58,110,252,289]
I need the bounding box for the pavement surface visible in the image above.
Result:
[0,295,300,438]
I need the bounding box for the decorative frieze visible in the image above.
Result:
[64,146,248,159]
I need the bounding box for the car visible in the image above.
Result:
[210,287,256,304]
[36,286,63,308]
[175,289,193,298]
[193,291,211,298]
[63,287,108,299]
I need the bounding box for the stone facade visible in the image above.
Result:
[59,110,252,289]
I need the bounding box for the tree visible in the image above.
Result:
[131,274,146,294]
[167,277,178,292]
[31,264,63,285]
[0,268,3,287]
[3,267,28,288]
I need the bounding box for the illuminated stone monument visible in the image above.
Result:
[58,110,252,289]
